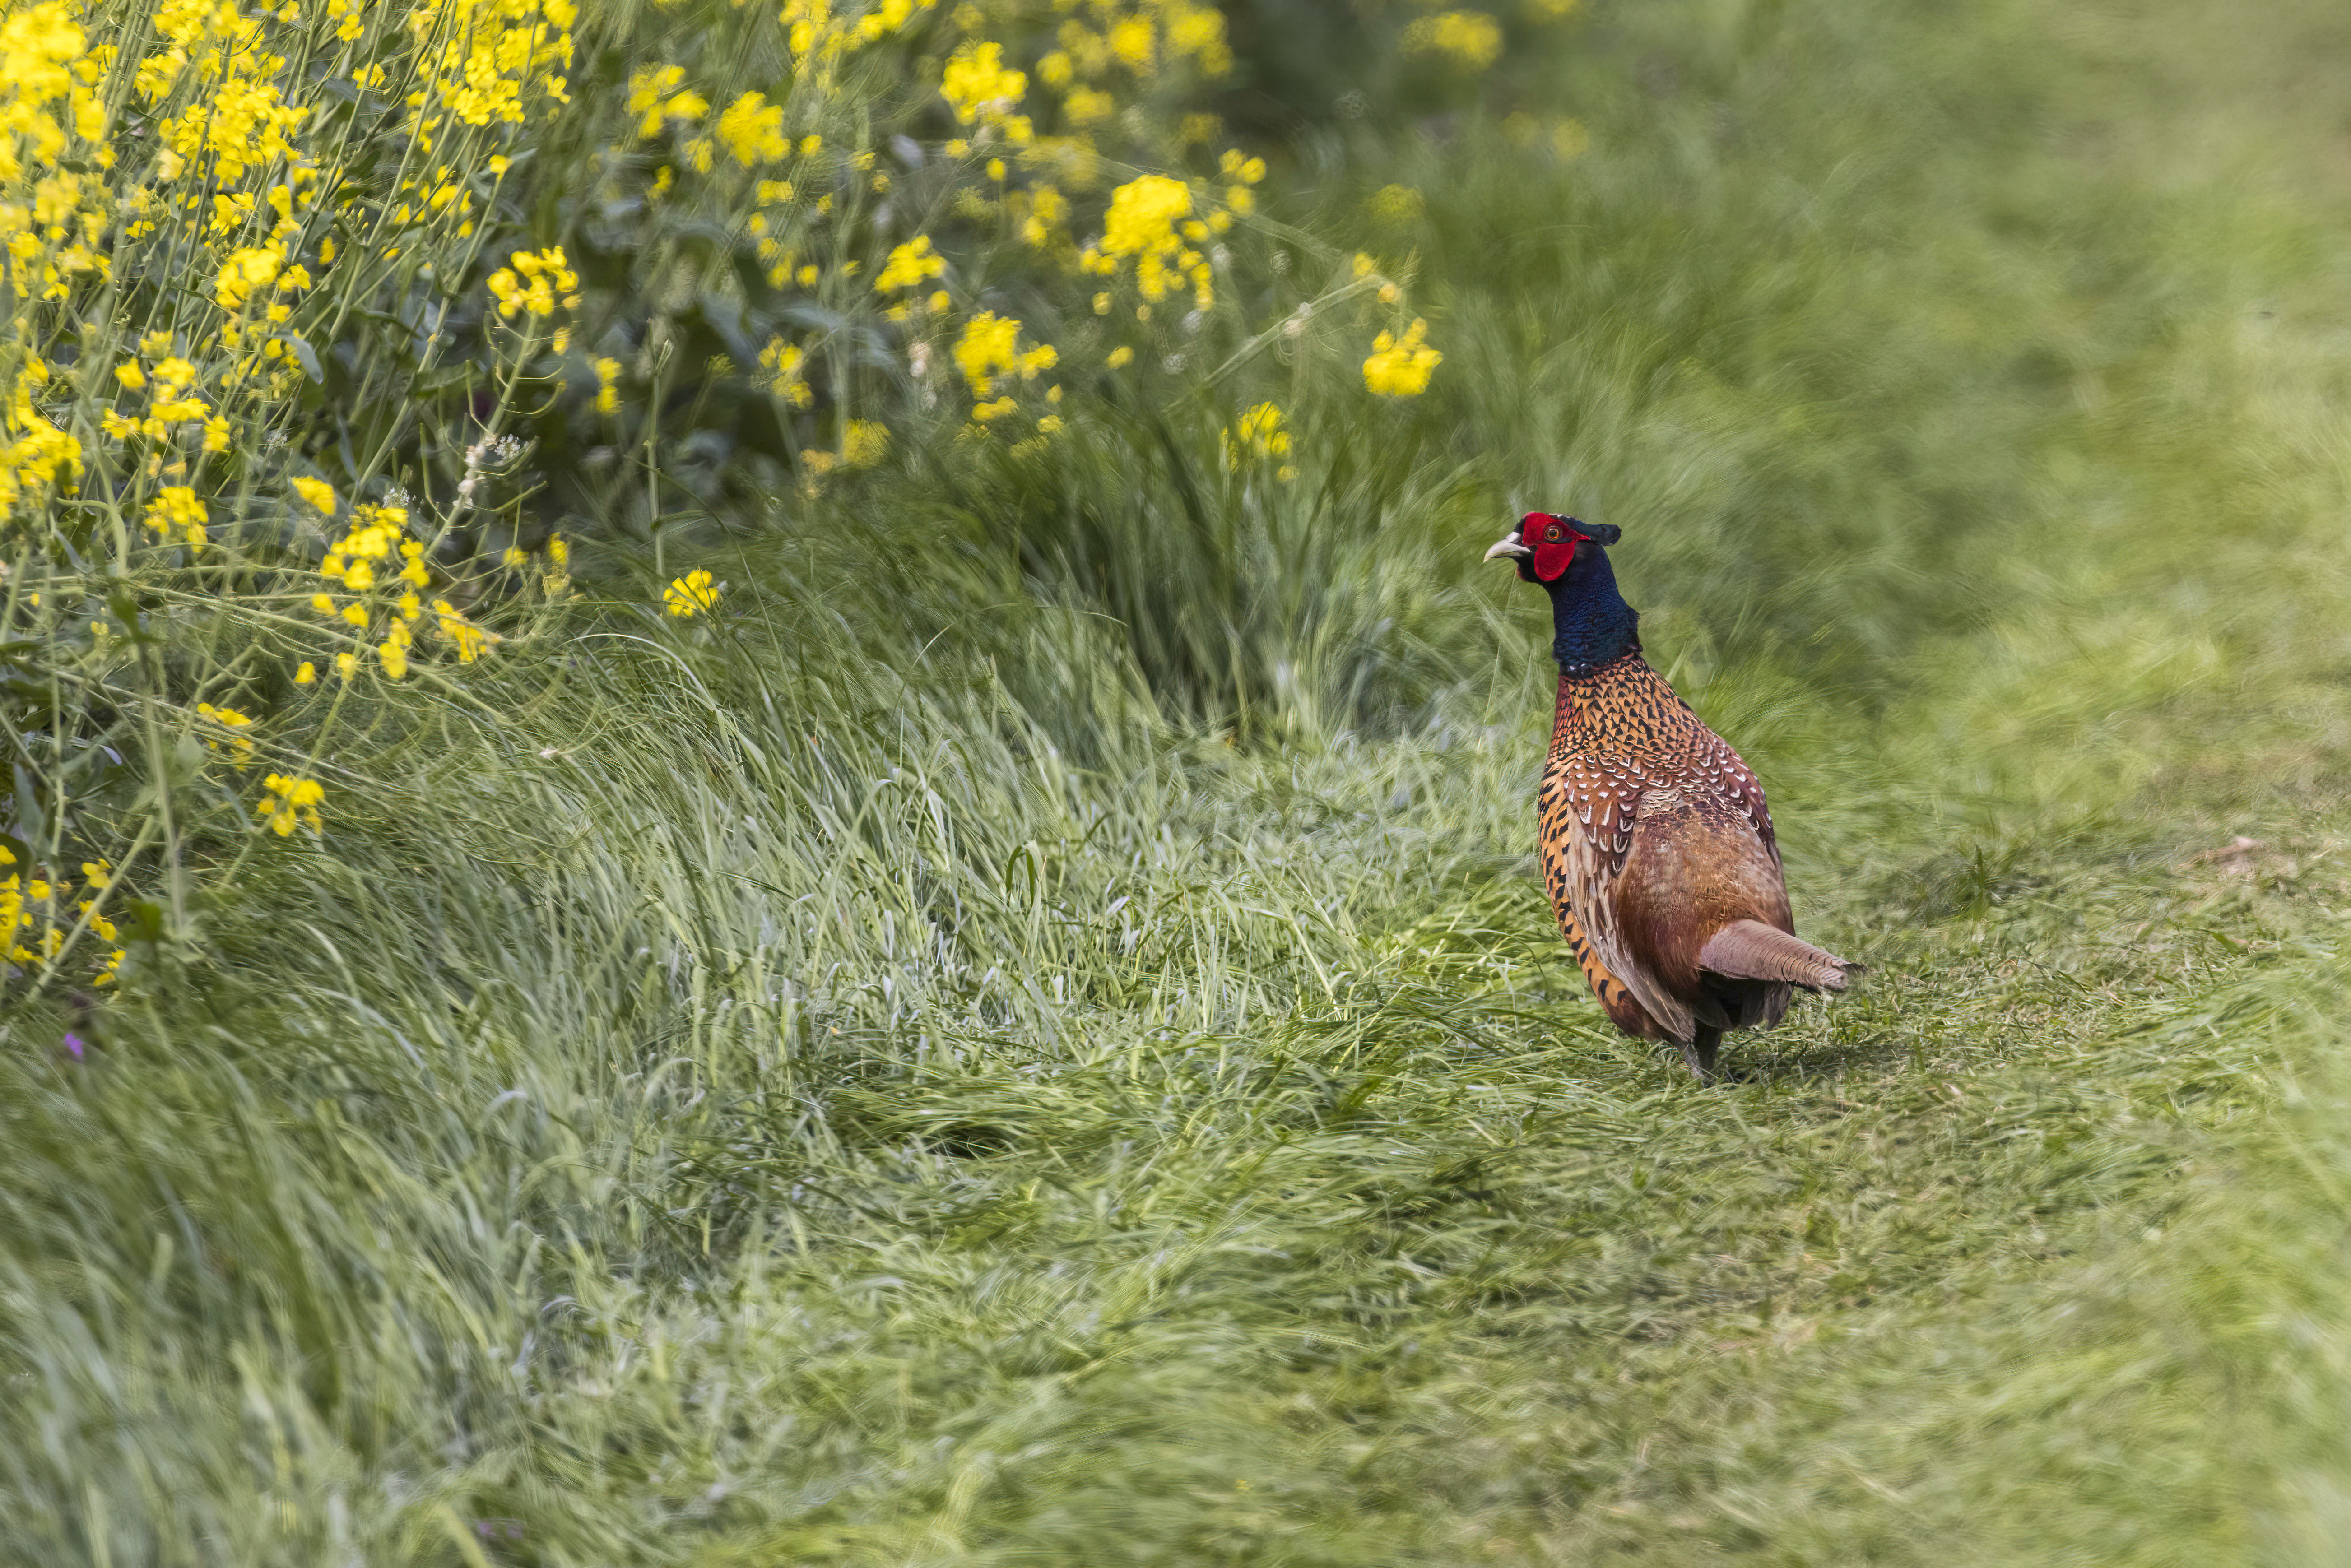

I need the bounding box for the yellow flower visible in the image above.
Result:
[295,661,317,684]
[1108,15,1152,70]
[143,486,209,550]
[1020,184,1068,247]
[875,235,946,293]
[433,600,493,661]
[1401,11,1503,69]
[758,338,814,407]
[665,569,720,617]
[379,620,411,678]
[628,65,705,137]
[941,41,1026,126]
[257,772,325,835]
[594,357,622,413]
[487,246,580,319]
[952,311,1025,396]
[716,90,787,164]
[214,245,285,309]
[1222,401,1291,468]
[291,475,336,513]
[1095,175,1198,303]
[196,701,257,765]
[1362,318,1443,397]
[842,420,890,468]
[1106,345,1135,368]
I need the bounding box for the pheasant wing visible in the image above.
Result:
[1538,753,1691,1040]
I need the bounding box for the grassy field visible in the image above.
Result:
[8,0,2351,1562]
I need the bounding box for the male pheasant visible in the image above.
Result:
[1486,513,1856,1078]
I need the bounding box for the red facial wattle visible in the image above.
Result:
[1526,512,1577,582]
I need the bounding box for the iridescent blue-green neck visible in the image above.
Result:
[1545,544,1642,677]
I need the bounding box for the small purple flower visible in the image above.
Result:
[62,1033,84,1061]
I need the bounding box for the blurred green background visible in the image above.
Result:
[9,0,2351,1561]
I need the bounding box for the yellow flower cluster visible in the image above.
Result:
[102,353,228,452]
[1037,0,1231,84]
[487,246,581,320]
[1084,174,1217,307]
[195,702,256,765]
[664,569,720,617]
[0,5,111,305]
[781,0,936,64]
[1217,146,1267,214]
[629,64,708,138]
[309,499,496,677]
[150,0,304,178]
[143,485,209,551]
[1222,401,1296,481]
[875,235,946,293]
[841,419,890,468]
[1401,10,1504,70]
[0,847,121,980]
[941,41,1031,142]
[1363,319,1443,398]
[952,311,1058,398]
[759,338,815,407]
[716,91,789,165]
[408,0,577,135]
[3,382,81,512]
[258,772,324,836]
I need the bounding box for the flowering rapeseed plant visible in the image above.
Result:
[0,0,1567,993]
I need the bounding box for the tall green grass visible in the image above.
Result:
[9,0,2351,1562]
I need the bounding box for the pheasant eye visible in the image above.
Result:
[1543,525,1563,542]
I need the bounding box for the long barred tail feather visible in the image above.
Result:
[1697,920,1858,992]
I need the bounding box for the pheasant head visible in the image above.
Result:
[1486,513,1640,675]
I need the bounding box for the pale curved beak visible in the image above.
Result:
[1484,531,1533,561]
